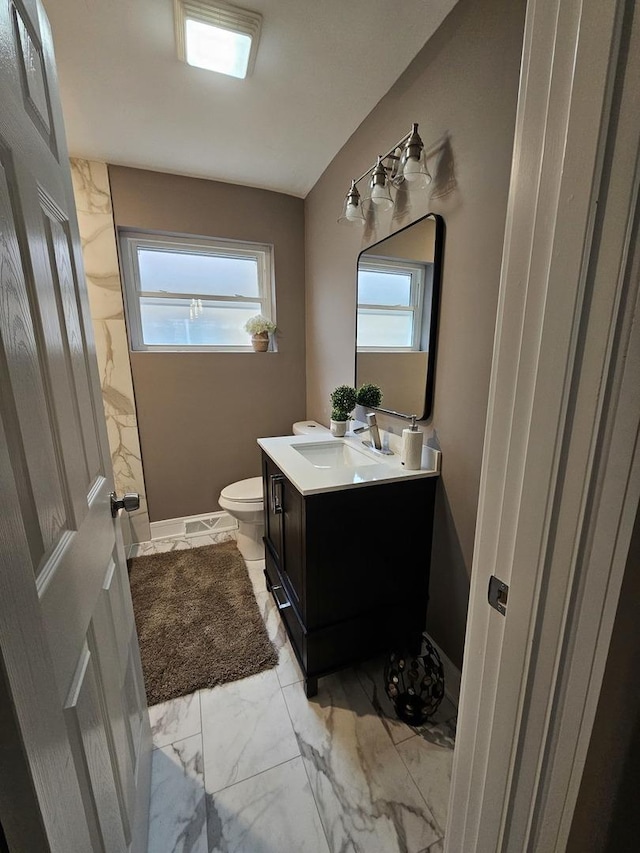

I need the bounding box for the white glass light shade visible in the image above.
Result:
[345,201,365,223]
[364,156,394,212]
[401,149,431,189]
[370,183,393,210]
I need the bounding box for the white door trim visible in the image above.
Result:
[446,0,640,850]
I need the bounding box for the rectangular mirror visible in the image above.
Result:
[355,213,444,419]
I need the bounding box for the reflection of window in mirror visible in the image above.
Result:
[357,258,433,352]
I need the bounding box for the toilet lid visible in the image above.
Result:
[220,477,263,503]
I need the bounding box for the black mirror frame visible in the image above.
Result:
[355,212,445,421]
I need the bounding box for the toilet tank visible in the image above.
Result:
[292,420,329,436]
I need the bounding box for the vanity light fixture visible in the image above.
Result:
[338,123,432,226]
[174,0,262,79]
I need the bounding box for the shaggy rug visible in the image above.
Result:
[128,541,278,706]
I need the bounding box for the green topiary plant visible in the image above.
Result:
[356,383,383,408]
[330,384,357,421]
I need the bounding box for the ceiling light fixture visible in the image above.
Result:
[174,0,262,79]
[338,123,432,226]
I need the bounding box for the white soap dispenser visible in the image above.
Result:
[401,415,422,470]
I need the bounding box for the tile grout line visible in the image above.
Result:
[196,687,209,850]
[280,680,332,853]
[205,752,309,797]
[353,665,417,745]
[365,654,450,841]
[350,670,446,846]
[153,727,202,752]
[149,691,203,751]
[394,734,446,840]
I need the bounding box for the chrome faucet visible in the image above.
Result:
[353,412,394,455]
[364,412,382,450]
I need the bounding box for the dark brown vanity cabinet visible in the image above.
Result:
[261,451,438,697]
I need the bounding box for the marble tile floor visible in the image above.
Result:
[141,533,456,853]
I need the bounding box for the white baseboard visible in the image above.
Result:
[149,510,238,541]
[425,633,461,708]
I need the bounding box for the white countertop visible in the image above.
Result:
[257,431,441,496]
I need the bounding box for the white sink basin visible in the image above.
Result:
[291,440,380,469]
[258,433,440,496]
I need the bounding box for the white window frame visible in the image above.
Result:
[356,257,425,352]
[119,230,275,352]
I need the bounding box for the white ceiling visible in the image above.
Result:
[43,0,457,197]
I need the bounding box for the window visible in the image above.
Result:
[119,232,274,351]
[357,258,426,350]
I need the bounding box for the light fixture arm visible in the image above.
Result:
[351,129,413,188]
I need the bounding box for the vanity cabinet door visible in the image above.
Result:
[303,477,436,631]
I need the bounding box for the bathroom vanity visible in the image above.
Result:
[258,433,440,697]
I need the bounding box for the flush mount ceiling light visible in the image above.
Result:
[338,123,432,226]
[174,0,262,79]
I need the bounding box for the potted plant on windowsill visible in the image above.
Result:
[244,315,276,352]
[330,384,358,437]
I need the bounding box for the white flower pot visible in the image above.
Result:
[330,419,348,437]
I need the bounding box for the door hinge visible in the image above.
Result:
[488,575,509,615]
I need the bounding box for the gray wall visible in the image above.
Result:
[108,165,306,522]
[304,0,526,667]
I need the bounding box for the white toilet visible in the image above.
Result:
[219,421,328,561]
[218,476,265,561]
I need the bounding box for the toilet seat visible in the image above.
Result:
[220,477,263,504]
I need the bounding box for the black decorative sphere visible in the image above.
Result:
[383,635,445,725]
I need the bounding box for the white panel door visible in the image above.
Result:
[0,1,151,851]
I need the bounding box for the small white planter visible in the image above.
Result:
[330,419,348,437]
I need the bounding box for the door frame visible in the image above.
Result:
[446,0,640,850]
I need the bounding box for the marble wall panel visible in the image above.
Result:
[71,158,150,543]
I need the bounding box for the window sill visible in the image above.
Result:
[132,346,279,353]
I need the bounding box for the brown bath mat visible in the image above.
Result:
[128,541,278,706]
